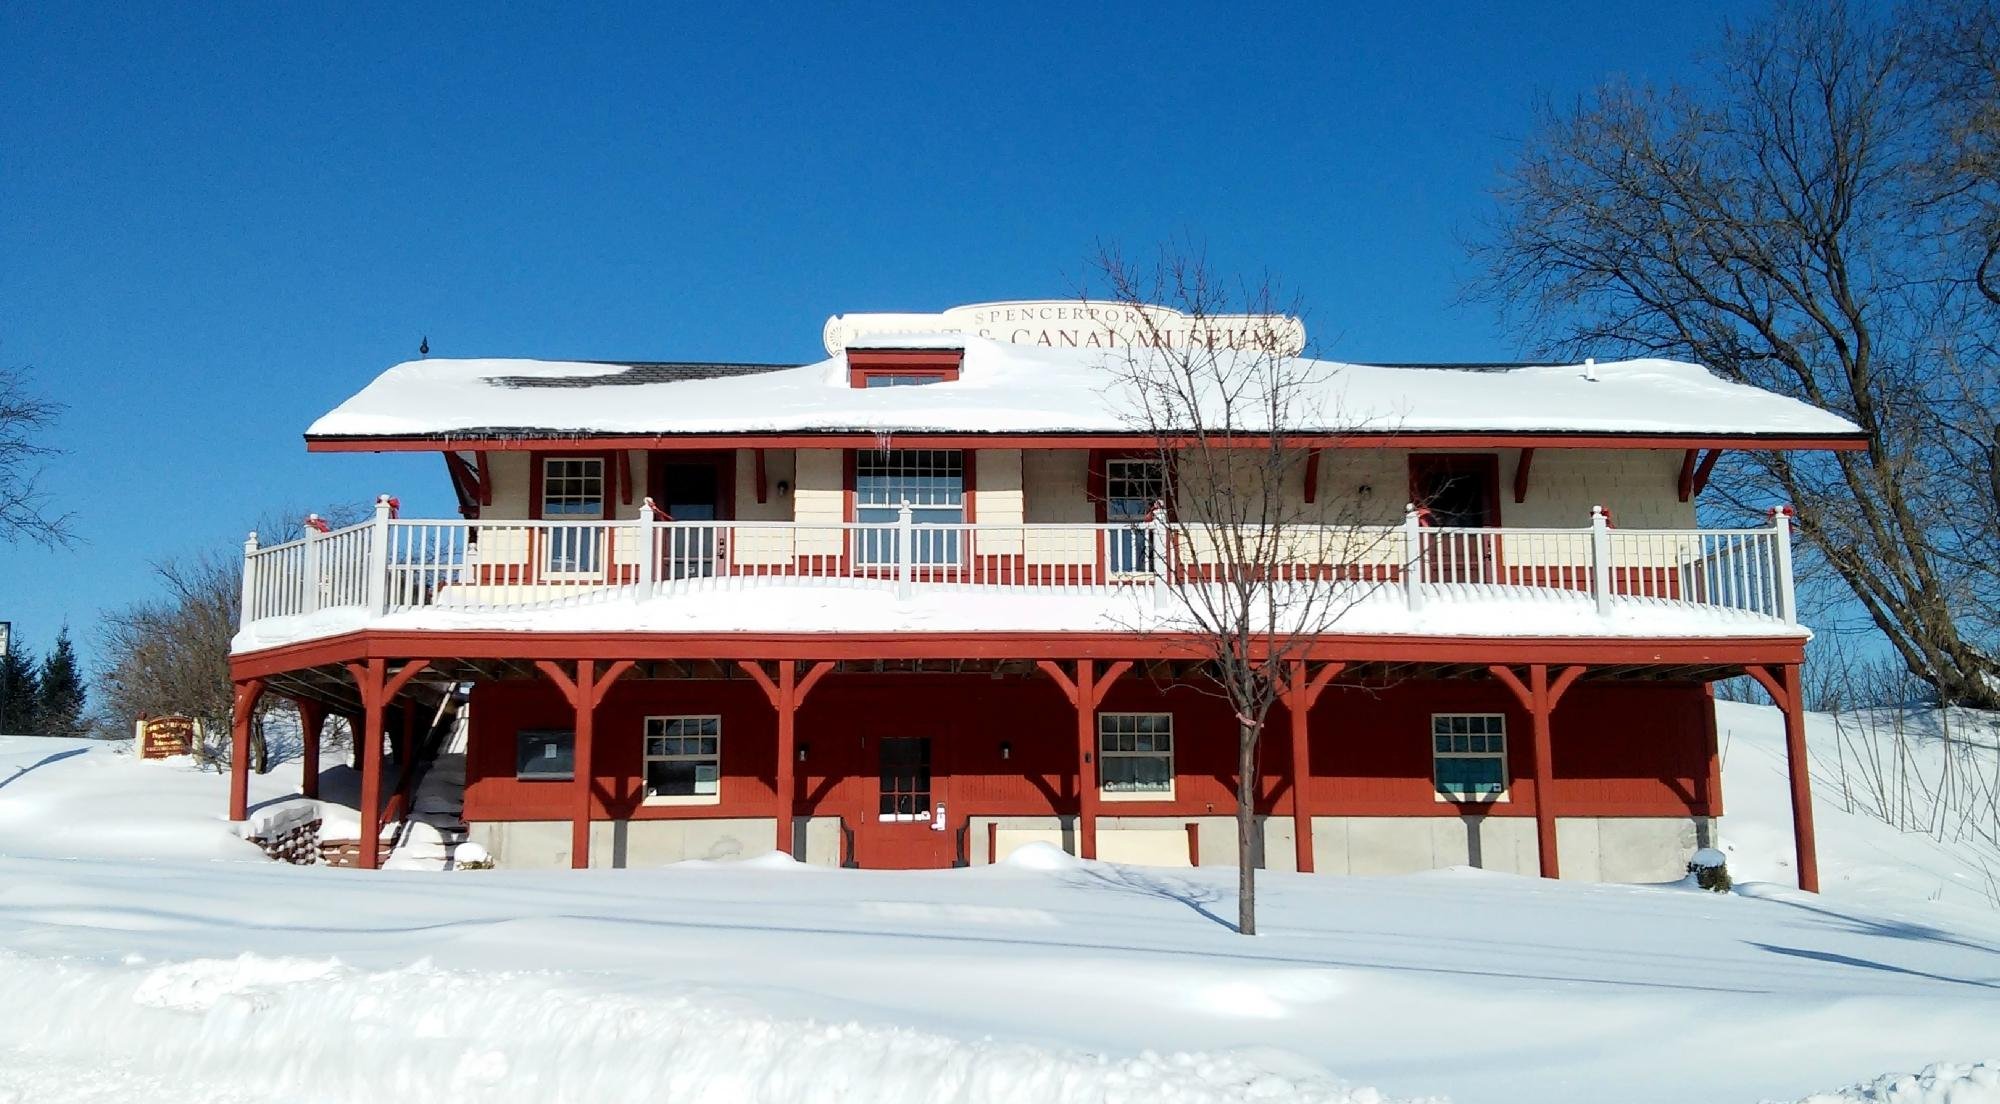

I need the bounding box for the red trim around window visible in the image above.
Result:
[1089,448,1173,523]
[847,348,965,388]
[842,447,975,522]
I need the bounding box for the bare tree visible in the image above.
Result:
[0,367,71,546]
[1092,246,1392,935]
[1477,2,2000,707]
[95,505,363,768]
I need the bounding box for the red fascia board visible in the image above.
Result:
[305,431,1869,454]
[229,627,1806,679]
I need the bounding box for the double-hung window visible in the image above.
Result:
[855,449,964,566]
[644,716,721,803]
[1432,713,1507,800]
[1099,712,1173,798]
[1104,458,1166,575]
[540,457,605,573]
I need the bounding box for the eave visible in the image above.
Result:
[304,428,1871,453]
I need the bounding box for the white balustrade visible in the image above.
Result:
[237,501,1801,631]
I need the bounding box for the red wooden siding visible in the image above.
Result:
[464,676,1717,825]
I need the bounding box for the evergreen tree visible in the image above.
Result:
[35,627,86,738]
[0,640,40,734]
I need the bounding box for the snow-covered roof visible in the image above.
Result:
[305,335,1864,443]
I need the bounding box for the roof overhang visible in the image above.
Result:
[305,429,1871,453]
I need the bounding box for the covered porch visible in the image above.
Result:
[227,630,1820,890]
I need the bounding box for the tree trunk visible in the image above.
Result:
[1237,720,1258,936]
[249,713,269,775]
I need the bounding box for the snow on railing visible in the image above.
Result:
[237,495,1799,630]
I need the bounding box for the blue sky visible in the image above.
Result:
[0,1,1760,665]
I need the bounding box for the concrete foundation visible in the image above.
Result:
[472,813,1712,882]
[470,818,778,869]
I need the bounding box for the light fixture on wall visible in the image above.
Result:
[776,479,792,496]
[797,743,809,762]
[999,741,1011,761]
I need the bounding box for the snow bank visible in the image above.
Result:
[3,713,1999,1103]
[0,737,296,862]
[1792,1062,2000,1104]
[1001,840,1082,871]
[0,951,1422,1104]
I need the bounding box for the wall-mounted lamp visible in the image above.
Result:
[999,741,1011,761]
[776,479,792,496]
[797,743,809,762]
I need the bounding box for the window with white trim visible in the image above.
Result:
[855,449,964,565]
[644,716,721,802]
[541,457,606,572]
[1099,712,1173,797]
[1432,713,1507,800]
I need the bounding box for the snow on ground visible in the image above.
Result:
[1716,700,2000,915]
[0,709,1995,1104]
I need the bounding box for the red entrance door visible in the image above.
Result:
[855,735,953,868]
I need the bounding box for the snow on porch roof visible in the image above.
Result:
[304,335,1865,445]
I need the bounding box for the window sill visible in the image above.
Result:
[1100,788,1176,803]
[516,774,575,783]
[643,793,721,807]
[1434,790,1512,806]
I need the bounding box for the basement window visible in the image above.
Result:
[516,729,575,781]
[1432,713,1507,801]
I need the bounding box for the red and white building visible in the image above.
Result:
[227,301,1862,883]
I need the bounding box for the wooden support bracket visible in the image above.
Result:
[1513,448,1535,504]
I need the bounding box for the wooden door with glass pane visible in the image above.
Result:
[853,734,952,868]
[653,457,728,581]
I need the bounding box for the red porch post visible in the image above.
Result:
[1489,663,1586,879]
[1038,659,1132,860]
[536,659,635,870]
[740,660,835,858]
[295,698,327,800]
[1746,663,1820,892]
[228,679,266,821]
[1282,661,1345,874]
[343,659,430,871]
[345,659,387,867]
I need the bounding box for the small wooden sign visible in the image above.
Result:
[137,715,197,759]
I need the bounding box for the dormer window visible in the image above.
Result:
[847,347,964,388]
[861,372,946,388]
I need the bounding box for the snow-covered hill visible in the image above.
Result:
[0,703,1995,1104]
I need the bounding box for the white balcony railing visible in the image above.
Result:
[239,498,1798,632]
